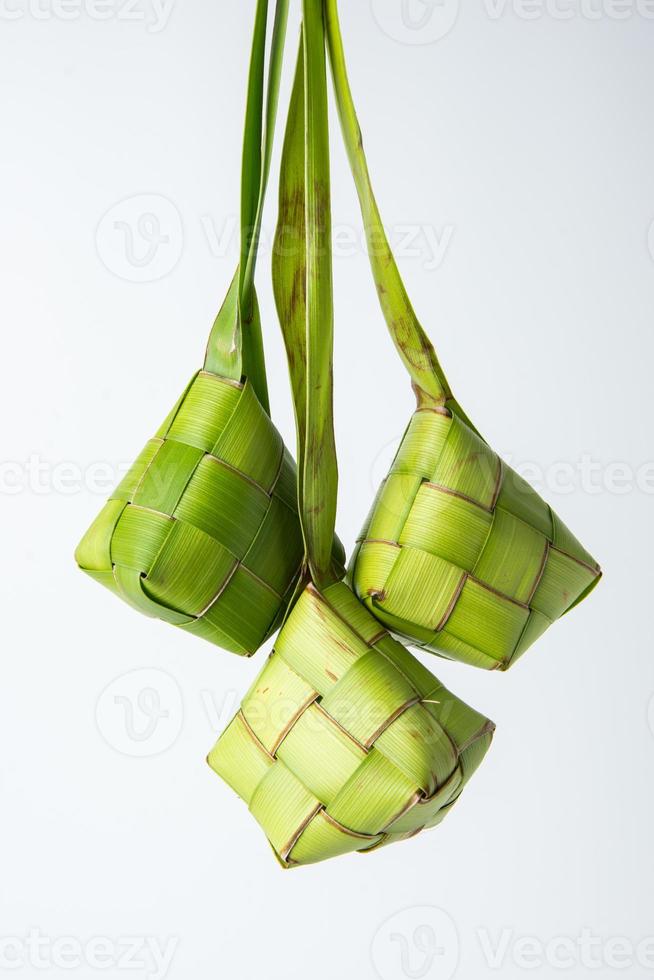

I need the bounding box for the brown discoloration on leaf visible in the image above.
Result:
[312,179,330,231]
[289,266,307,321]
[451,450,486,475]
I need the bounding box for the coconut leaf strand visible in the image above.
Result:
[273,20,337,588]
[301,1,338,588]
[325,0,601,668]
[241,0,290,312]
[323,0,454,411]
[272,39,308,533]
[208,2,495,867]
[205,0,290,414]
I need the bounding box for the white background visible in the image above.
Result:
[1,1,653,978]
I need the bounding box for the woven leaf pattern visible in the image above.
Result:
[352,409,601,671]
[76,371,304,656]
[209,580,494,867]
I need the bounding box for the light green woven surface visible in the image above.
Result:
[209,580,494,867]
[351,408,602,670]
[76,371,304,656]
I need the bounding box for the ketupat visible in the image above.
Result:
[209,581,494,867]
[325,0,601,670]
[76,370,304,656]
[351,412,600,671]
[208,5,494,868]
[75,1,309,657]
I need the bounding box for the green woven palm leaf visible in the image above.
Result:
[325,0,601,670]
[75,1,311,657]
[209,580,494,867]
[209,3,494,868]
[351,411,601,670]
[76,371,304,655]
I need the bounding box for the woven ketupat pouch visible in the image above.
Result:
[209,581,494,866]
[76,372,304,656]
[352,408,601,670]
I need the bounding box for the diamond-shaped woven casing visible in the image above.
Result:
[208,580,494,867]
[351,409,602,671]
[75,371,305,656]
